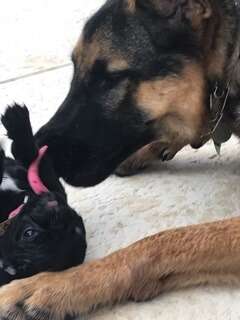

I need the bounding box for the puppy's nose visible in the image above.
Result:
[42,193,59,209]
[47,200,58,208]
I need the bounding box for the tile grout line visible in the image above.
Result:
[0,63,72,85]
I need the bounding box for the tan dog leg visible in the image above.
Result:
[115,139,182,177]
[115,112,203,177]
[0,217,240,319]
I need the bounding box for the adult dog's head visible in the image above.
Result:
[37,0,234,187]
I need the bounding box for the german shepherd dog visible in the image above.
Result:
[1,0,240,319]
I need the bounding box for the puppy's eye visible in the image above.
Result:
[22,228,39,241]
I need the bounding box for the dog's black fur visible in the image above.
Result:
[0,104,87,286]
[36,0,240,186]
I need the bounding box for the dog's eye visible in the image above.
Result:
[22,228,39,241]
[97,71,130,90]
[108,69,133,81]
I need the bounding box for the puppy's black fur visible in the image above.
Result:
[0,104,87,286]
[0,156,28,223]
[0,191,86,285]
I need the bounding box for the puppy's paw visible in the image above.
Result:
[1,104,38,164]
[1,103,31,140]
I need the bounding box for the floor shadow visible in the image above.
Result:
[115,158,240,178]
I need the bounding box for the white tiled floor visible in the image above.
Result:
[1,1,240,319]
[0,0,103,82]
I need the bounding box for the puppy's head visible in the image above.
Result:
[36,0,220,187]
[0,192,86,284]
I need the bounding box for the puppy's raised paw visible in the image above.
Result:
[1,103,30,140]
[1,103,38,165]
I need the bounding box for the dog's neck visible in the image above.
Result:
[208,0,240,97]
[199,0,240,146]
[225,0,240,96]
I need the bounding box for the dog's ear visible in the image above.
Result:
[135,0,212,27]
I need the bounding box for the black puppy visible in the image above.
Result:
[0,104,87,285]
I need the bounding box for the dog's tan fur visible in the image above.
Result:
[1,217,240,318]
[117,63,209,174]
[73,0,217,177]
[117,0,236,176]
[125,0,136,13]
[71,0,224,178]
[73,33,129,77]
[1,0,240,319]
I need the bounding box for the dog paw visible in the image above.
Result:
[115,158,148,177]
[1,103,31,140]
[157,146,177,162]
[0,272,79,320]
[115,142,179,177]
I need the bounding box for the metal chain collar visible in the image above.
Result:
[209,81,232,154]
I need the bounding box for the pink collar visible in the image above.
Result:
[8,204,24,219]
[7,145,49,219]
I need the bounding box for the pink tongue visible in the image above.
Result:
[27,145,49,194]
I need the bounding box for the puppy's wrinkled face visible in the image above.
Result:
[36,0,212,187]
[0,192,86,285]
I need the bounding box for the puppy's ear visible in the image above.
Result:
[136,0,212,27]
